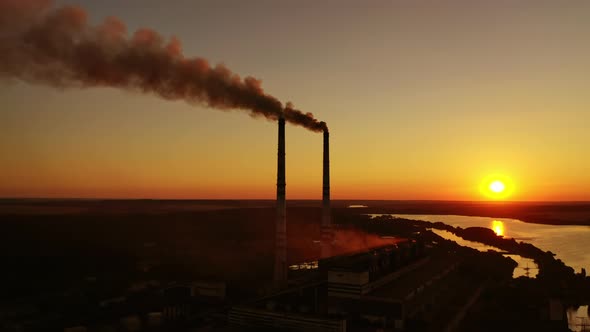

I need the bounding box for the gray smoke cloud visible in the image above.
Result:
[0,0,328,132]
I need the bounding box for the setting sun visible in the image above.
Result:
[480,175,514,200]
[490,180,506,193]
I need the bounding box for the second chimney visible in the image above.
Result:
[321,129,332,258]
[274,117,287,285]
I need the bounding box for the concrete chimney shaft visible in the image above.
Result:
[321,130,332,258]
[274,117,287,284]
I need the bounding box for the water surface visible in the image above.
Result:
[392,214,590,273]
[428,229,538,278]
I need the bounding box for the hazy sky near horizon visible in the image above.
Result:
[1,0,589,201]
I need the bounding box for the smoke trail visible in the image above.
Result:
[0,0,327,132]
[332,229,402,255]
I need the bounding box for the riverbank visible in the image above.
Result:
[393,215,590,304]
[337,200,590,226]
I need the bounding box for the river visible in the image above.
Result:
[391,214,590,274]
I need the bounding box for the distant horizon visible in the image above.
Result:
[1,197,588,204]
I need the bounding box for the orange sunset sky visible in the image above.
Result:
[1,0,589,201]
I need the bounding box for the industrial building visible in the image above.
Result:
[228,239,458,332]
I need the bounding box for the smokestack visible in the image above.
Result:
[274,117,287,285]
[321,129,332,258]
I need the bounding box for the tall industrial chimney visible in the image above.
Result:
[274,117,287,285]
[321,129,332,258]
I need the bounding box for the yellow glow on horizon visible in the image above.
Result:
[492,220,505,237]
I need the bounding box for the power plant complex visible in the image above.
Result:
[228,117,481,332]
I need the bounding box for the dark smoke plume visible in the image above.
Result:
[0,0,327,132]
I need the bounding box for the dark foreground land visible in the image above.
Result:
[0,199,588,331]
[3,198,589,224]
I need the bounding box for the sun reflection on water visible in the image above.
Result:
[492,220,505,237]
